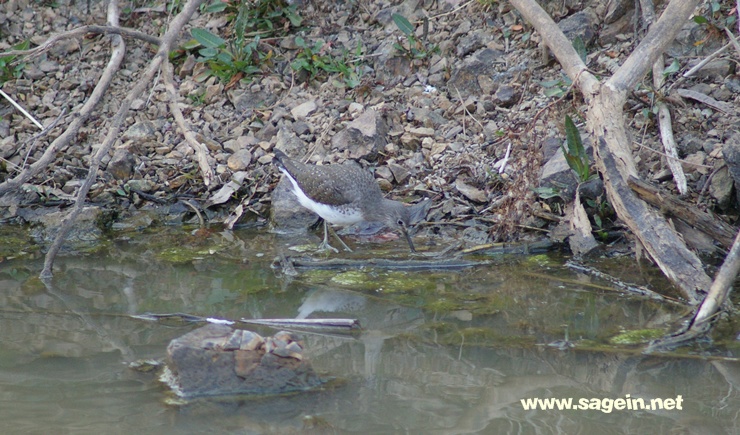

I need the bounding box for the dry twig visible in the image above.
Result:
[0,16,126,198]
[0,24,160,60]
[41,0,206,278]
[162,59,215,187]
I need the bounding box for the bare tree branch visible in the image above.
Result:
[162,60,215,187]
[642,0,687,195]
[0,17,128,197]
[610,0,703,90]
[0,25,160,60]
[40,0,206,278]
[510,0,710,303]
[692,229,740,327]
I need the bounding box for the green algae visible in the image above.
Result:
[0,225,40,262]
[609,329,665,345]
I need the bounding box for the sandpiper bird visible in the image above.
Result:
[273,149,426,253]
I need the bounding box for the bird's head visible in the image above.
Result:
[381,199,431,253]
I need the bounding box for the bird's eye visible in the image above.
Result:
[397,219,404,226]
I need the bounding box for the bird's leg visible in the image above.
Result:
[329,224,353,252]
[316,220,339,253]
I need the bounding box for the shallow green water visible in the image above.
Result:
[0,226,738,434]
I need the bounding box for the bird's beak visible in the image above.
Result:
[401,224,416,253]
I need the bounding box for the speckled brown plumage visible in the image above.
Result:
[272,149,423,252]
[273,149,381,209]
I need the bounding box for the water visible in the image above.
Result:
[0,226,738,434]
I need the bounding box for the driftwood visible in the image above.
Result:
[240,318,361,331]
[511,0,740,348]
[461,239,554,255]
[642,0,687,195]
[131,312,361,332]
[628,176,736,248]
[276,256,486,271]
[162,60,216,188]
[511,0,710,305]
[565,261,682,303]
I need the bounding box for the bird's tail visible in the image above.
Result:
[272,148,288,171]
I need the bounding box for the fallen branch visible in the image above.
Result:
[40,0,206,278]
[276,256,486,271]
[0,36,125,196]
[676,88,736,114]
[645,226,740,352]
[0,89,43,129]
[131,312,361,331]
[642,0,687,195]
[0,24,160,60]
[565,261,683,303]
[690,227,740,326]
[511,0,711,304]
[162,59,215,187]
[628,176,737,248]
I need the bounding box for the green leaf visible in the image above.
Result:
[662,59,680,76]
[572,36,587,63]
[392,13,415,36]
[197,47,219,59]
[286,9,303,27]
[693,15,709,24]
[531,186,562,199]
[203,1,227,13]
[544,87,565,98]
[216,52,234,65]
[13,40,30,51]
[539,79,562,87]
[191,28,225,48]
[563,114,590,182]
[180,38,201,50]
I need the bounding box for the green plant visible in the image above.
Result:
[188,28,265,83]
[0,40,30,84]
[539,74,572,98]
[203,0,302,36]
[562,115,592,183]
[693,1,736,34]
[290,37,362,88]
[167,0,184,15]
[187,91,206,105]
[585,197,613,240]
[391,13,439,60]
[531,185,562,200]
[571,36,587,63]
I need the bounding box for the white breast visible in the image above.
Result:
[282,170,365,226]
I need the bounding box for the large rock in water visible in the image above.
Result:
[163,324,324,398]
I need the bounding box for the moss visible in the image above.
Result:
[330,271,373,287]
[0,226,40,262]
[299,269,338,284]
[157,246,216,263]
[609,329,664,345]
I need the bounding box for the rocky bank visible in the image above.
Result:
[0,0,738,254]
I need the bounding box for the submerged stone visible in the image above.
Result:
[163,324,324,399]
